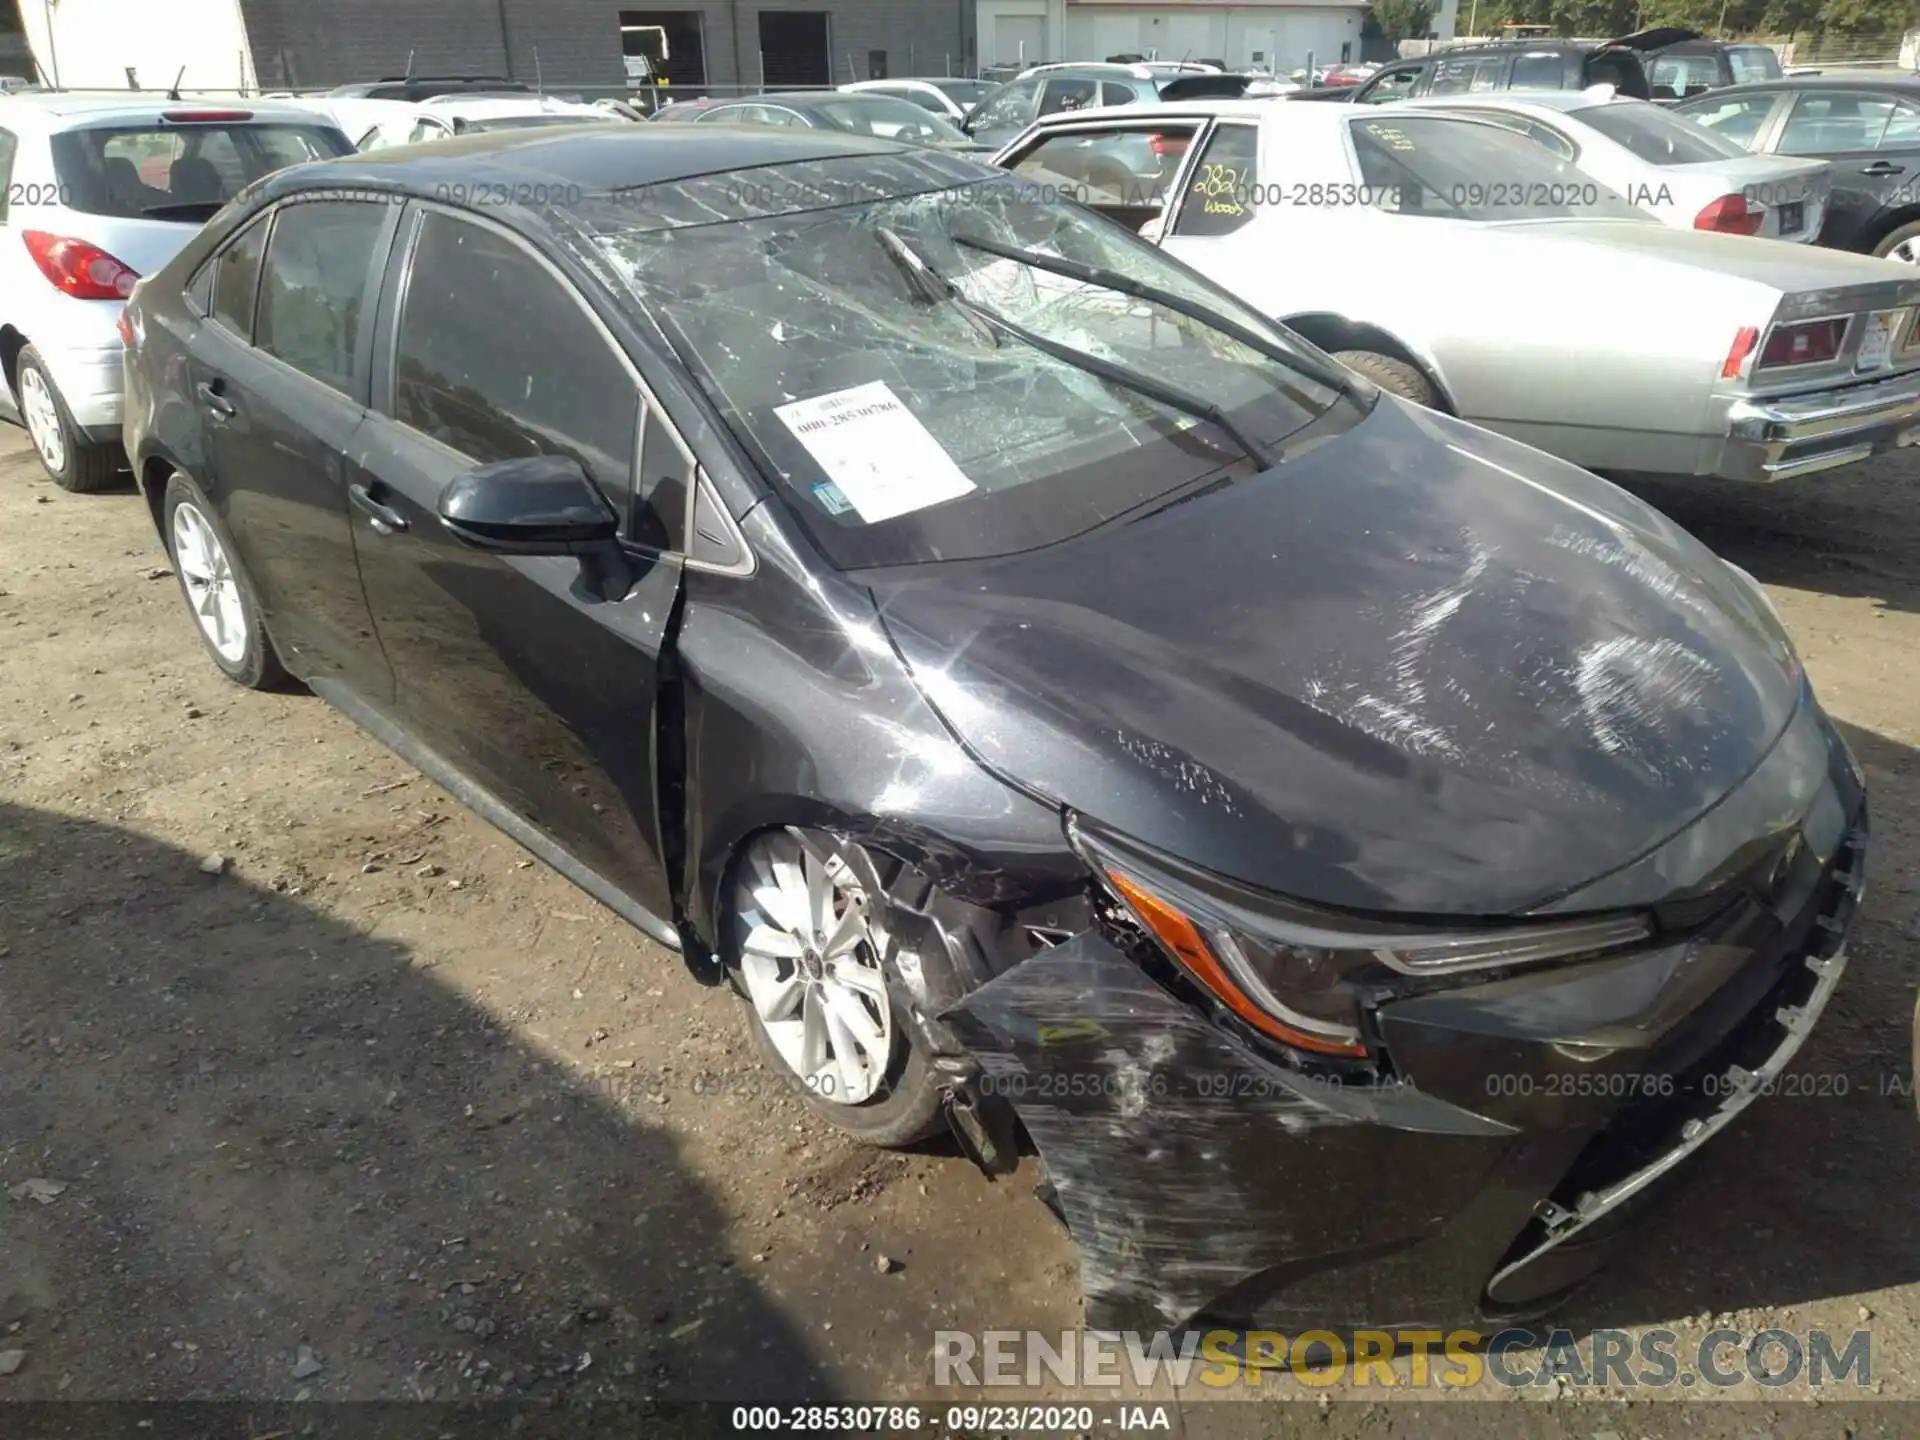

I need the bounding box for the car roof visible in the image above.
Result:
[272,123,915,199]
[1017,63,1158,81]
[1682,74,1920,96]
[0,93,340,128]
[1401,90,1632,115]
[416,95,599,118]
[1025,97,1301,128]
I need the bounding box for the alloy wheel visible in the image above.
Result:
[1888,235,1920,267]
[171,501,249,664]
[732,828,895,1105]
[20,365,65,475]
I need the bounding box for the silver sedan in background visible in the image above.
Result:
[1401,90,1831,242]
[995,100,1920,483]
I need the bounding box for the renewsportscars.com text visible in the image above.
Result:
[933,1327,1872,1390]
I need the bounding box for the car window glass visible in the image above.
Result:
[1509,54,1565,91]
[1102,83,1138,107]
[630,404,693,552]
[1573,100,1746,164]
[1727,47,1782,84]
[1877,99,1920,149]
[1779,94,1897,155]
[1360,65,1421,103]
[52,123,349,220]
[393,213,636,503]
[0,128,14,223]
[208,216,269,338]
[971,79,1038,130]
[899,89,947,114]
[1350,114,1643,221]
[1462,110,1576,161]
[591,171,1340,570]
[1680,93,1777,149]
[1011,126,1194,209]
[255,200,387,397]
[1428,56,1504,98]
[1170,123,1259,238]
[1649,55,1718,99]
[408,119,441,144]
[188,256,216,315]
[1039,78,1100,116]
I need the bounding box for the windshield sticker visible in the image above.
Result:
[774,381,978,524]
[810,480,855,515]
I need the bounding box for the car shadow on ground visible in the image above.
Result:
[1553,717,1919,1334]
[1617,466,1920,616]
[0,798,837,1407]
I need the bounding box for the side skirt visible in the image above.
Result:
[309,676,683,954]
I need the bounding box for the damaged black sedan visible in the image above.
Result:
[122,126,1867,1335]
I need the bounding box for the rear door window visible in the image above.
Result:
[1169,123,1260,238]
[1680,92,1780,149]
[254,200,390,397]
[207,216,270,338]
[1778,93,1898,155]
[1427,56,1508,97]
[51,122,349,219]
[1727,47,1782,84]
[1509,53,1567,91]
[1648,55,1719,100]
[1039,78,1100,116]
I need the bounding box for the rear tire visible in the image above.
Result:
[16,345,121,492]
[724,826,946,1148]
[1872,220,1920,267]
[1331,348,1437,407]
[162,470,288,691]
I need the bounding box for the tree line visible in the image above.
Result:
[1367,0,1913,42]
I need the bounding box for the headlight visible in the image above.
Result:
[1073,820,1652,1061]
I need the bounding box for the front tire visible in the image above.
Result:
[1331,348,1437,408]
[16,345,120,492]
[162,471,287,690]
[725,827,946,1147]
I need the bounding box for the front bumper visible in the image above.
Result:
[1718,367,1920,482]
[945,748,1867,1333]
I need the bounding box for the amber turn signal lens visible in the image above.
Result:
[1105,868,1368,1058]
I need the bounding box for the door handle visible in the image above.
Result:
[1860,161,1906,176]
[195,380,235,420]
[348,483,409,535]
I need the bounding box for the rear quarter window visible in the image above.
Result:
[1573,101,1748,165]
[1727,47,1782,84]
[51,122,350,219]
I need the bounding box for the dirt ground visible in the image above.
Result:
[1,425,1917,1435]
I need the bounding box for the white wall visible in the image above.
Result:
[979,3,1366,74]
[20,0,256,92]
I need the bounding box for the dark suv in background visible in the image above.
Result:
[1308,27,1697,105]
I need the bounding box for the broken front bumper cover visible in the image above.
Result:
[1719,367,1920,482]
[944,782,1867,1334]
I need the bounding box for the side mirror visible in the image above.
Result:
[438,454,620,555]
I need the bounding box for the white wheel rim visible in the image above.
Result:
[171,500,249,664]
[734,828,894,1106]
[1888,236,1920,267]
[20,365,65,474]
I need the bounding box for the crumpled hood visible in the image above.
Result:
[865,397,1805,915]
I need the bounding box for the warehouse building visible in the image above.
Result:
[7,0,1414,94]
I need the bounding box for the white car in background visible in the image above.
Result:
[355,94,611,150]
[0,94,350,488]
[995,100,1920,484]
[839,77,996,122]
[1401,89,1831,241]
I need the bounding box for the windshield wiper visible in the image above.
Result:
[949,231,1353,397]
[876,226,1001,349]
[874,226,1271,471]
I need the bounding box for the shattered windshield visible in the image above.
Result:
[584,167,1341,568]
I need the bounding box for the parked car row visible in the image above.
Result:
[89,118,1872,1341]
